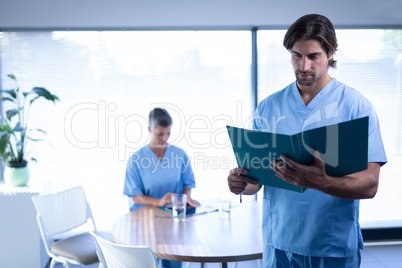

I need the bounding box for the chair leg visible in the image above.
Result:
[220,263,228,268]
[50,259,57,268]
[45,257,52,268]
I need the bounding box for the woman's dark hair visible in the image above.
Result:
[149,108,172,128]
[283,14,338,68]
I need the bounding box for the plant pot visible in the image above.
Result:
[4,162,30,187]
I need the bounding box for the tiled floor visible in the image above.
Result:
[54,243,402,268]
[360,243,402,268]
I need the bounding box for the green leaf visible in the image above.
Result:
[26,136,44,142]
[3,152,15,163]
[0,97,15,103]
[0,124,12,133]
[5,109,20,121]
[1,89,17,99]
[0,133,10,156]
[35,128,47,135]
[31,87,59,103]
[12,122,24,132]
[7,74,16,80]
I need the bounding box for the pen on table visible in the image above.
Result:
[155,215,175,218]
[155,209,218,218]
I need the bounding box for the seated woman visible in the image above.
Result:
[124,107,199,268]
[124,107,199,211]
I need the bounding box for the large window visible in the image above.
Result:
[1,29,401,230]
[258,29,402,228]
[0,31,253,229]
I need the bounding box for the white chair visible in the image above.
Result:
[32,186,106,268]
[90,231,160,268]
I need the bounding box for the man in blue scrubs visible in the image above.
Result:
[227,14,387,267]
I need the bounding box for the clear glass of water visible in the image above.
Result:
[219,199,231,219]
[171,194,187,222]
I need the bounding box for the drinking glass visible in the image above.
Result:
[219,198,231,219]
[171,194,187,222]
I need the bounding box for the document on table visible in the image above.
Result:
[227,117,369,193]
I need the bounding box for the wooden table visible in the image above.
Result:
[111,201,263,267]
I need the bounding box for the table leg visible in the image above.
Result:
[220,262,228,268]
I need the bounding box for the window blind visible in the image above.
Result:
[0,30,253,229]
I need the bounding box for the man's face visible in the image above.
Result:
[291,39,333,87]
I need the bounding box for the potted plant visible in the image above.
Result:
[0,74,59,186]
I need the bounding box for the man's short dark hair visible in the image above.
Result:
[283,14,338,68]
[149,108,172,129]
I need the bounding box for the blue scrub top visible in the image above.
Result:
[253,79,387,257]
[124,144,196,211]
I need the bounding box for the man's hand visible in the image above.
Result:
[227,168,261,195]
[270,150,381,199]
[271,150,329,189]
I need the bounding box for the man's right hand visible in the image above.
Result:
[227,168,260,195]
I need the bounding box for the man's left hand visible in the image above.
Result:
[271,150,329,190]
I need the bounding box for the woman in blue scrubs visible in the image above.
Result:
[124,107,199,268]
[124,107,199,210]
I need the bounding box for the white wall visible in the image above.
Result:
[0,0,401,30]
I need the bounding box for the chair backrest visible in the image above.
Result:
[32,186,96,253]
[90,232,159,268]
